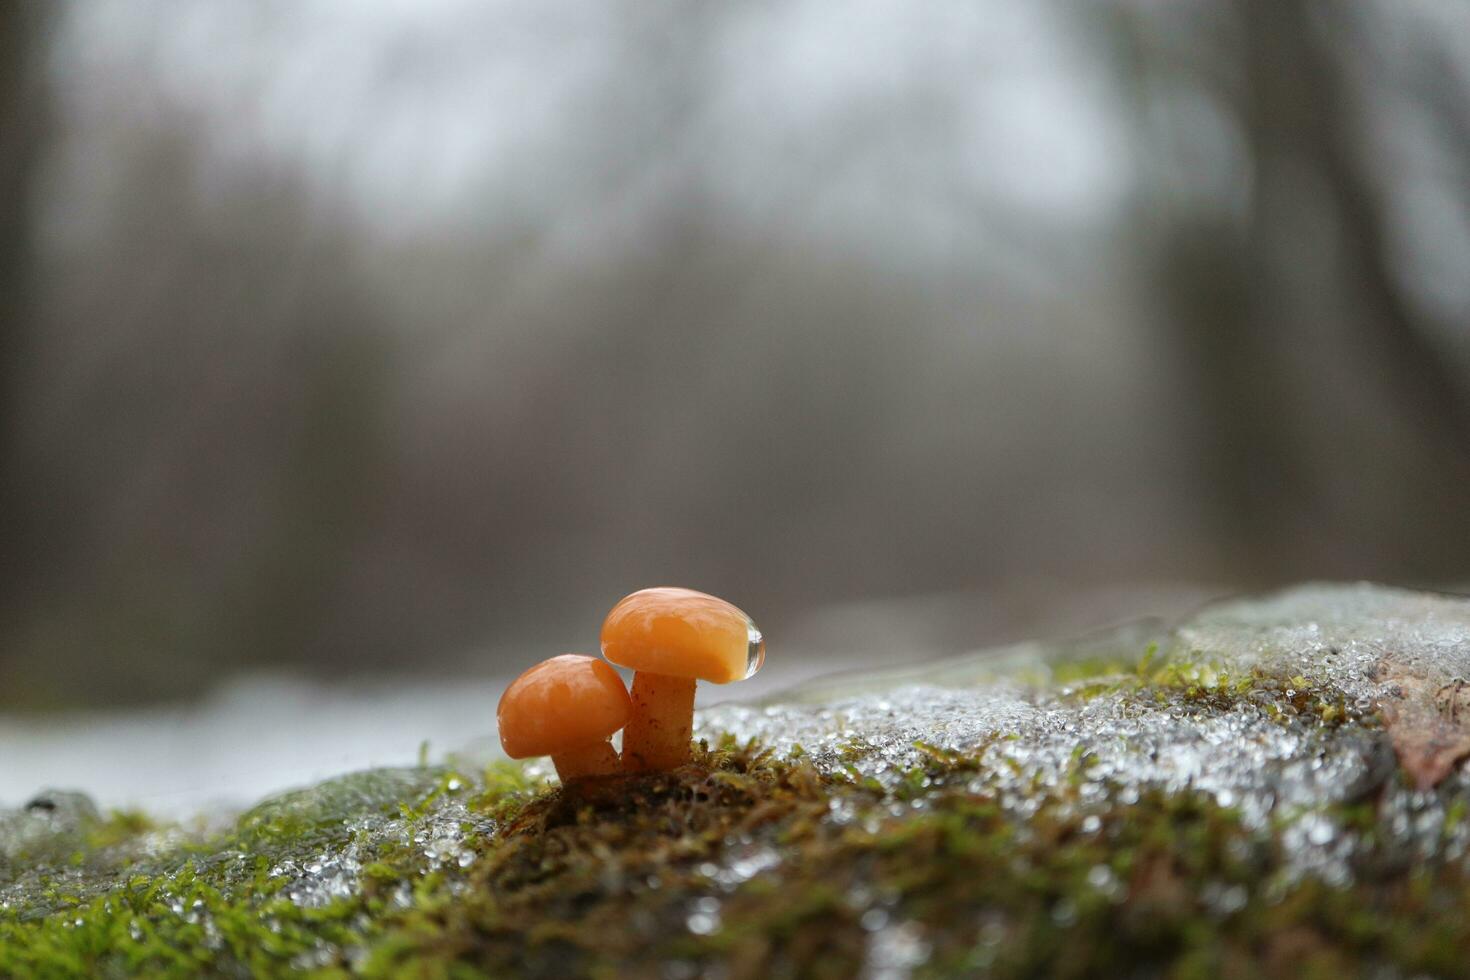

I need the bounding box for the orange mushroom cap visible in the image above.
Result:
[497,654,633,759]
[600,587,764,685]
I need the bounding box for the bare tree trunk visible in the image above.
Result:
[1238,0,1470,578]
[1246,0,1470,451]
[0,0,49,608]
[1142,0,1470,583]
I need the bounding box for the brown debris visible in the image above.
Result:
[1378,661,1470,791]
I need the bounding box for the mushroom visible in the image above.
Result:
[600,587,764,772]
[497,654,633,782]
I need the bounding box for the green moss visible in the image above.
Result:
[0,654,1452,978]
[2,731,1463,979]
[352,739,1470,979]
[83,811,156,852]
[1037,644,1359,731]
[235,766,449,852]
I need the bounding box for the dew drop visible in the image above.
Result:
[745,620,765,678]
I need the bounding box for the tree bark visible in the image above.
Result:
[0,0,49,610]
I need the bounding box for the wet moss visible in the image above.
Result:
[362,738,1470,979]
[3,728,1468,978]
[0,629,1456,978]
[1041,644,1359,731]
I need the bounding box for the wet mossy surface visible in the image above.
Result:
[6,585,1470,977]
[2,729,1470,977]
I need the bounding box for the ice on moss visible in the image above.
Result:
[0,791,101,865]
[6,582,1470,919]
[1174,582,1470,701]
[700,583,1470,881]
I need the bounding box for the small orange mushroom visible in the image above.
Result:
[497,654,632,782]
[601,587,764,772]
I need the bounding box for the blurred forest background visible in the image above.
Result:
[2,0,1468,709]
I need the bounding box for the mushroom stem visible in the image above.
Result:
[621,672,697,772]
[550,739,621,782]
